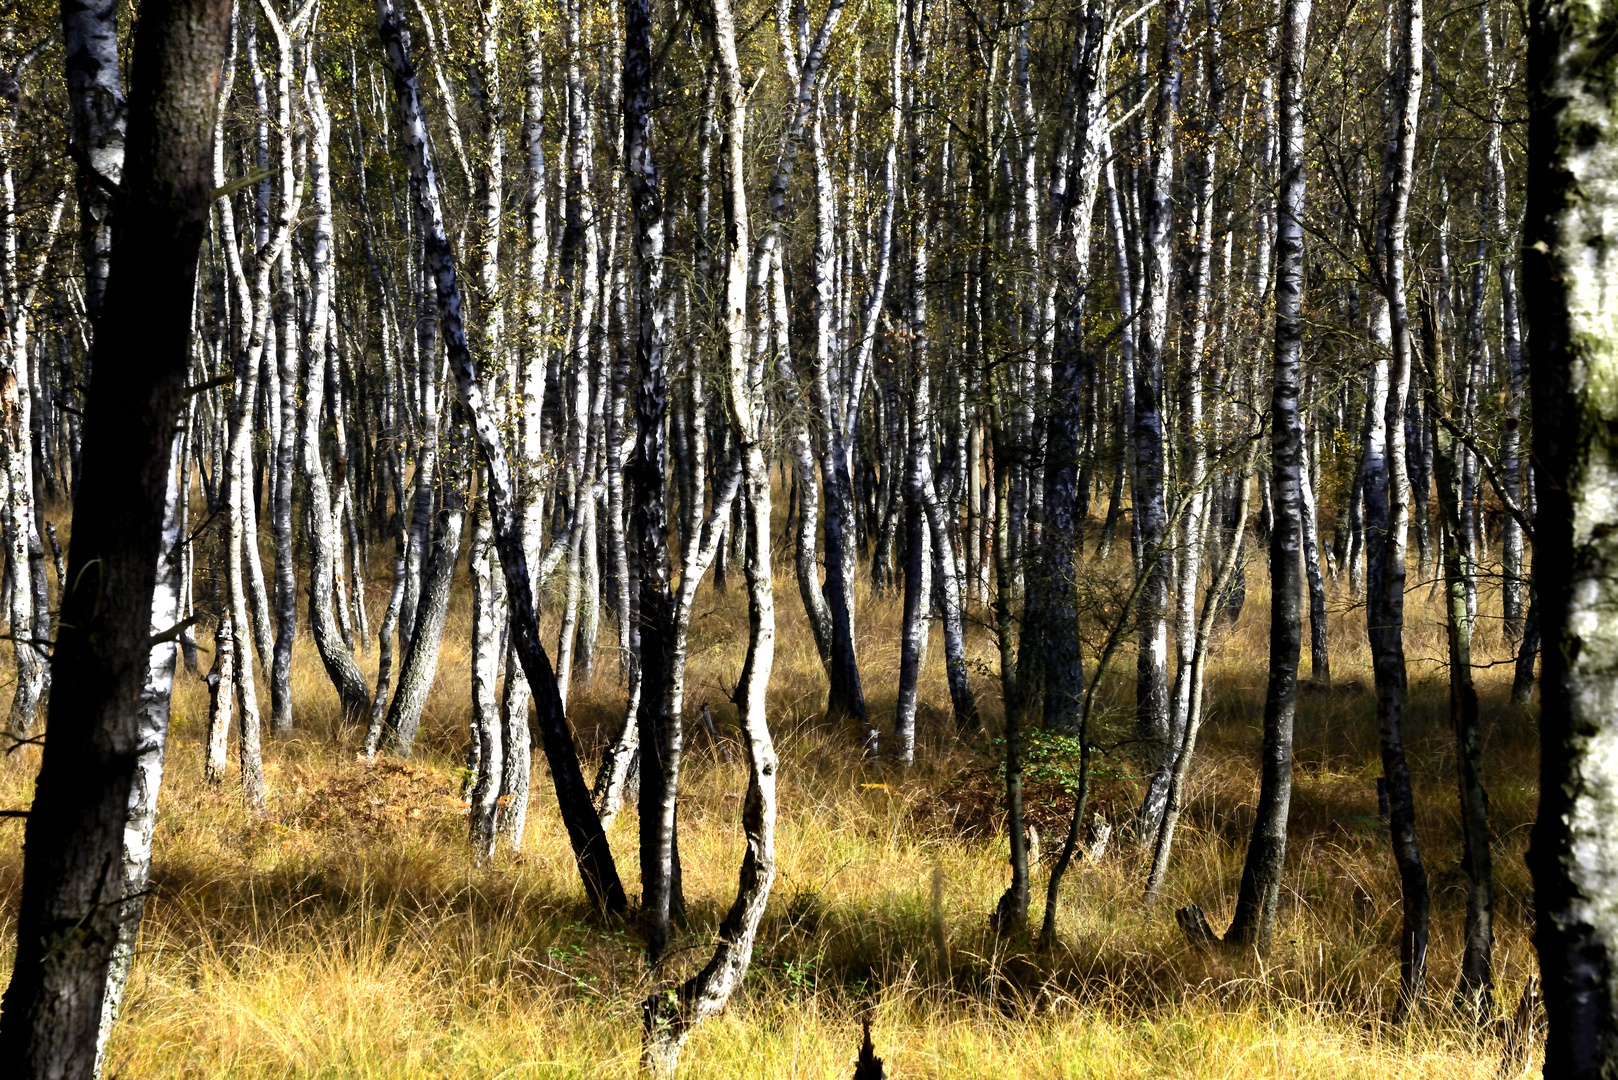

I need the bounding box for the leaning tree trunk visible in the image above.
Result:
[377,0,625,915]
[93,431,185,1074]
[1524,0,1618,1067]
[0,0,230,1069]
[209,55,285,804]
[1145,444,1257,904]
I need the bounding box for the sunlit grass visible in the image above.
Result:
[0,519,1541,1077]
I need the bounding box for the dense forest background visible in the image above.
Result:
[0,0,1559,1071]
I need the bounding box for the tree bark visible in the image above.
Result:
[263,0,301,734]
[1225,0,1308,949]
[1419,294,1494,1021]
[643,0,778,1063]
[301,50,371,724]
[469,499,503,861]
[0,0,230,1068]
[381,484,463,757]
[1524,0,1618,1063]
[1364,0,1429,1017]
[1130,0,1182,818]
[61,0,125,325]
[1145,445,1256,904]
[376,0,626,914]
[94,432,186,1073]
[623,0,684,962]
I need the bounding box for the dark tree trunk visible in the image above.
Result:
[0,0,230,1069]
[624,0,683,963]
[1225,0,1308,948]
[1420,296,1493,1021]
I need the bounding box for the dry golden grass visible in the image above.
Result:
[0,526,1542,1078]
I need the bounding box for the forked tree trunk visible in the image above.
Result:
[301,52,371,723]
[1145,445,1256,904]
[208,10,282,809]
[643,0,778,1065]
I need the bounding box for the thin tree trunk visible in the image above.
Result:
[301,50,371,723]
[1224,0,1308,949]
[1145,445,1256,903]
[205,616,235,782]
[1420,295,1493,1021]
[61,0,125,327]
[809,108,868,728]
[1365,0,1429,1017]
[469,499,503,861]
[1484,0,1526,639]
[1512,577,1538,704]
[494,6,552,853]
[364,531,407,755]
[643,0,778,1062]
[1130,0,1182,808]
[1142,6,1219,840]
[1299,416,1330,684]
[264,2,300,734]
[0,101,60,740]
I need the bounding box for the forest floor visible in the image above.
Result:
[0,525,1543,1077]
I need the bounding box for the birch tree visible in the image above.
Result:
[1526,0,1618,1063]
